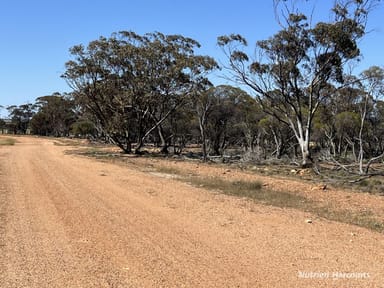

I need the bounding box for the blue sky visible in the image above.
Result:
[0,0,383,114]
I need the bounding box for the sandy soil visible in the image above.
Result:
[132,157,384,222]
[0,136,383,287]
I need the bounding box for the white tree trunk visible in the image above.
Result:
[290,118,312,168]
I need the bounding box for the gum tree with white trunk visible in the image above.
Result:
[218,0,378,167]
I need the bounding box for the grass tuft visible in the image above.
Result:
[313,206,384,233]
[0,138,16,146]
[187,176,384,232]
[188,177,309,208]
[69,146,384,233]
[156,166,183,175]
[76,148,119,159]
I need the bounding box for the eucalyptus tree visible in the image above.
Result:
[194,86,216,161]
[233,91,264,156]
[31,93,76,136]
[6,103,36,134]
[334,110,361,159]
[356,66,384,174]
[194,85,255,159]
[259,115,294,159]
[315,84,361,158]
[206,85,256,156]
[371,100,384,154]
[218,0,378,167]
[63,31,217,153]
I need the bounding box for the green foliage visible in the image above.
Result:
[3,1,381,168]
[6,103,36,134]
[218,0,378,167]
[335,111,361,137]
[217,34,247,46]
[30,93,76,137]
[63,31,217,153]
[194,85,259,157]
[0,137,16,145]
[71,120,96,137]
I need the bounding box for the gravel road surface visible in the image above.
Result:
[0,137,383,287]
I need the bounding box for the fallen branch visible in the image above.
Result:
[365,152,384,174]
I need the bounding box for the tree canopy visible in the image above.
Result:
[218,0,379,167]
[2,0,384,176]
[62,31,217,153]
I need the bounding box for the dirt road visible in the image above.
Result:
[0,137,383,287]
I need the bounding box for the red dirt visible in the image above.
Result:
[0,136,383,287]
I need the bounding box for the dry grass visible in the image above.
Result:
[0,137,16,146]
[156,166,384,232]
[156,166,185,176]
[68,144,384,233]
[188,177,304,206]
[313,206,384,233]
[68,147,120,160]
[155,167,384,233]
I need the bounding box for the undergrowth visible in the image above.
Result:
[0,138,16,146]
[70,145,384,233]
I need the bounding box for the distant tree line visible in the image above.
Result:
[1,0,383,174]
